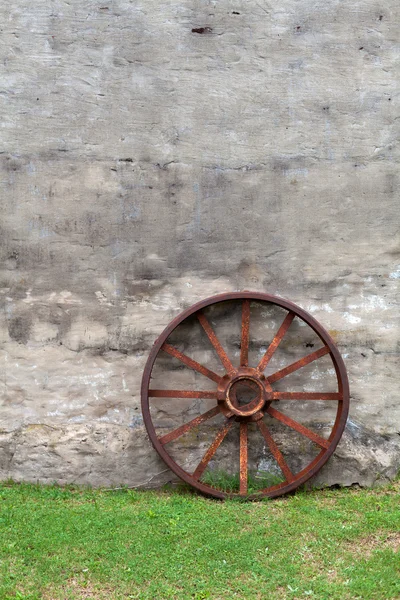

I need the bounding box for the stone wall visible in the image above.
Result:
[1,0,399,489]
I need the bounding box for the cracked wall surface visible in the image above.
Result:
[0,0,399,489]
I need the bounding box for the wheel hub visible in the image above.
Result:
[217,368,272,419]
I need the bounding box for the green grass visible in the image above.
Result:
[201,469,283,493]
[0,480,399,599]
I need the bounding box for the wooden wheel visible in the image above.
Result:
[141,292,349,499]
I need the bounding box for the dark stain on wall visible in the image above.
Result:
[8,314,32,344]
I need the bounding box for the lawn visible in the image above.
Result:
[0,480,399,599]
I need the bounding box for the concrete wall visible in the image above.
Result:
[1,1,399,489]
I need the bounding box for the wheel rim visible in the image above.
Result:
[141,292,350,499]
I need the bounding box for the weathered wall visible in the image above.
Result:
[0,1,399,489]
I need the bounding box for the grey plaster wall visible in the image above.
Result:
[0,1,399,489]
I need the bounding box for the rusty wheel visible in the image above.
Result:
[141,292,349,499]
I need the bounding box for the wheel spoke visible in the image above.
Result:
[162,343,222,384]
[159,406,221,445]
[239,422,248,495]
[268,346,330,384]
[257,311,295,372]
[271,392,342,401]
[267,406,330,449]
[192,419,234,480]
[240,300,251,367]
[197,312,236,376]
[149,389,218,399]
[257,420,294,482]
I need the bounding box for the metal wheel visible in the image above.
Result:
[141,292,349,499]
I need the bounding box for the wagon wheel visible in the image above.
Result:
[141,292,349,499]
